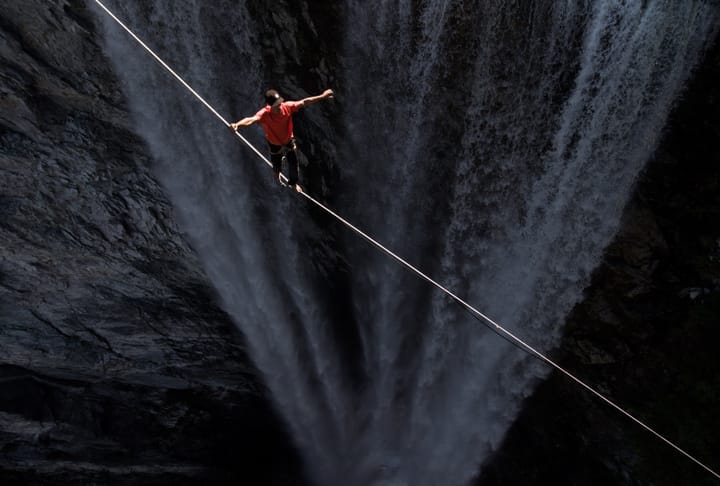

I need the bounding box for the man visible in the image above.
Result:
[231,88,334,192]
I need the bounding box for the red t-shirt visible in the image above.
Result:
[255,101,302,145]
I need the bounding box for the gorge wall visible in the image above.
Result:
[1,1,718,485]
[478,34,720,486]
[0,2,304,484]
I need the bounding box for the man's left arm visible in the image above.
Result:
[299,89,334,107]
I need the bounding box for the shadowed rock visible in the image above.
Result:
[0,2,304,484]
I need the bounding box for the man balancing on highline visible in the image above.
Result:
[231,88,334,192]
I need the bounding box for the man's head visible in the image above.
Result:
[265,89,282,107]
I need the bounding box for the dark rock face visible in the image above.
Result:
[0,2,303,484]
[3,1,719,485]
[478,35,720,486]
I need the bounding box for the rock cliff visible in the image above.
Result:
[0,2,304,484]
[1,1,718,485]
[478,34,720,486]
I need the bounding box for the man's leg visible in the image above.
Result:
[285,139,300,189]
[268,143,283,183]
[286,149,299,187]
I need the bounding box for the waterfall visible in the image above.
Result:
[338,1,718,485]
[95,0,351,474]
[97,1,719,485]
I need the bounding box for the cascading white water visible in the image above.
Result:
[97,1,718,485]
[95,0,352,475]
[338,1,718,485]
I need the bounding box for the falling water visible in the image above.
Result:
[97,0,719,485]
[95,0,352,474]
[338,1,718,485]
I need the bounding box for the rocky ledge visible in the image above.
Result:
[479,33,720,486]
[2,1,719,485]
[0,2,304,484]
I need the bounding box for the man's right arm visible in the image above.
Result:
[230,115,259,131]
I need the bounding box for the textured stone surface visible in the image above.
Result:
[2,1,719,485]
[0,1,303,484]
[478,35,720,486]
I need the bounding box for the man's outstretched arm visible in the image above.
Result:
[299,89,334,107]
[230,115,259,131]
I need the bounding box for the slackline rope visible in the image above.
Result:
[93,0,719,480]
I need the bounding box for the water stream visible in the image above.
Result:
[98,1,719,484]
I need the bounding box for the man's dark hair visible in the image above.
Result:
[265,89,281,106]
